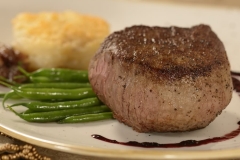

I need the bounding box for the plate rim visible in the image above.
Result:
[1,125,240,159]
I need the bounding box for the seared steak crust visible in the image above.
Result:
[89,25,233,132]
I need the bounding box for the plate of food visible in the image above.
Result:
[0,0,240,159]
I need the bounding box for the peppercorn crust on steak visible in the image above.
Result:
[12,11,110,71]
[89,24,233,133]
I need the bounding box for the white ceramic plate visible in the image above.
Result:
[0,0,240,159]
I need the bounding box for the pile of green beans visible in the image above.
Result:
[0,68,114,123]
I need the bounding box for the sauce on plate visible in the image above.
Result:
[92,73,240,148]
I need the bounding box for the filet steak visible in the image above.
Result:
[88,24,233,132]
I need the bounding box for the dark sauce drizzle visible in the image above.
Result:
[92,72,240,148]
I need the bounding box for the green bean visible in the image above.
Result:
[0,81,20,99]
[0,92,22,99]
[8,105,111,122]
[18,82,91,89]
[15,88,96,100]
[58,112,113,123]
[0,81,96,101]
[0,76,17,85]
[21,109,36,114]
[18,67,89,83]
[0,93,7,98]
[2,91,22,108]
[10,97,102,111]
[29,76,53,83]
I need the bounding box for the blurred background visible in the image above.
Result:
[1,0,239,70]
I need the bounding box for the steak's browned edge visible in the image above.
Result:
[89,24,233,132]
